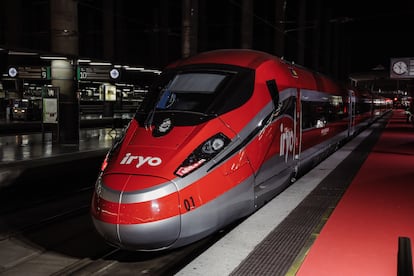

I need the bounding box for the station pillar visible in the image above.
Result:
[51,60,79,145]
[50,0,80,145]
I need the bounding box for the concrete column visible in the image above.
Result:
[50,0,79,145]
[312,0,321,71]
[297,0,306,65]
[274,0,287,57]
[182,0,198,58]
[240,0,253,49]
[50,0,78,55]
[159,0,169,66]
[4,0,23,48]
[102,0,115,60]
[51,59,79,145]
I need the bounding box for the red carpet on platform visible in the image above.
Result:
[297,109,414,276]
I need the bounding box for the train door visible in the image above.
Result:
[253,81,298,207]
[294,88,302,178]
[349,90,356,136]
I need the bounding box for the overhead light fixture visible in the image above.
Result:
[89,62,112,66]
[78,59,92,63]
[40,55,67,60]
[9,51,38,56]
[125,66,145,71]
[141,69,162,74]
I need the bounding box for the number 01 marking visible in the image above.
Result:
[183,196,196,211]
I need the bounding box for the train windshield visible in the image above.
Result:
[155,72,226,113]
[136,66,254,126]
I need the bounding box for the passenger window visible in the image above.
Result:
[302,101,327,129]
[301,95,347,130]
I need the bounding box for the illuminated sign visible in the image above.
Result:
[77,66,114,81]
[7,66,50,79]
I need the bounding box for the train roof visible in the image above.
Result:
[166,49,347,95]
[167,49,281,69]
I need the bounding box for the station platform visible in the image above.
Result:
[0,126,118,168]
[296,109,414,276]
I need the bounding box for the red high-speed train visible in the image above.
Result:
[91,49,389,251]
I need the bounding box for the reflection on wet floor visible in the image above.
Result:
[0,128,121,163]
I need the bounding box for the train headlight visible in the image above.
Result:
[175,133,230,177]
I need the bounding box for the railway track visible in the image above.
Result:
[0,186,228,275]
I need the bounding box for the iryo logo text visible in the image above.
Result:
[120,153,162,168]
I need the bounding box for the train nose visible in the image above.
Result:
[91,174,181,251]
